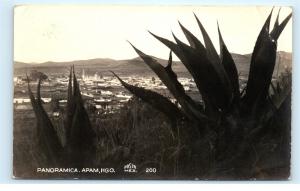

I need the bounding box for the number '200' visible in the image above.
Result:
[146,168,156,173]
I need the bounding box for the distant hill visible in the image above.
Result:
[14,61,34,68]
[14,51,292,77]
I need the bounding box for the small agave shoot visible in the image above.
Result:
[113,9,292,179]
[27,66,97,170]
[26,67,138,178]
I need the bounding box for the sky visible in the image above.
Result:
[14,5,292,63]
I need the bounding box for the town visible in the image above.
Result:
[13,69,204,119]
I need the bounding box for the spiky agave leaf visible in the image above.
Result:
[178,21,202,49]
[149,32,209,112]
[177,22,232,113]
[217,24,240,106]
[65,66,75,140]
[36,77,42,105]
[26,75,41,135]
[67,69,96,166]
[244,9,292,110]
[273,8,281,33]
[244,9,272,108]
[194,13,220,67]
[27,76,62,166]
[271,10,292,40]
[192,15,233,107]
[243,9,274,109]
[150,22,233,113]
[149,30,220,113]
[111,71,183,132]
[172,33,232,113]
[148,31,192,74]
[72,71,96,142]
[129,42,206,121]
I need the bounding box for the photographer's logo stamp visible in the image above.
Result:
[123,163,137,173]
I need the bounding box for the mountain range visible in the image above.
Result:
[14,51,292,77]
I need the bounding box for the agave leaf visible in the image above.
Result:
[250,78,291,141]
[65,66,75,140]
[149,31,190,68]
[178,21,232,100]
[167,50,172,68]
[165,50,207,120]
[67,66,74,106]
[193,16,233,101]
[178,21,205,50]
[273,8,281,30]
[69,101,96,166]
[149,31,209,93]
[67,70,96,165]
[251,8,273,64]
[244,9,274,107]
[178,22,236,112]
[244,9,291,109]
[171,33,215,110]
[129,42,206,121]
[149,32,214,110]
[194,13,220,66]
[271,12,292,40]
[26,75,39,113]
[111,71,183,129]
[36,77,42,105]
[246,34,277,108]
[149,31,215,112]
[218,24,240,105]
[172,33,232,112]
[27,75,41,134]
[27,77,62,165]
[71,70,95,143]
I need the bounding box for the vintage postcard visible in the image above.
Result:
[13,5,292,180]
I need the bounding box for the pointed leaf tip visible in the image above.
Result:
[178,20,184,28]
[167,50,172,68]
[171,32,180,42]
[126,40,132,45]
[111,71,123,84]
[148,30,159,39]
[271,12,292,40]
[110,70,117,78]
[274,8,281,28]
[265,8,274,33]
[217,23,224,58]
[178,20,200,48]
[194,12,220,65]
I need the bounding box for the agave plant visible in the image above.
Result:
[113,9,292,178]
[27,66,96,168]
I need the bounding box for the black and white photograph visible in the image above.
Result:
[13,5,292,180]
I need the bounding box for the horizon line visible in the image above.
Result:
[14,50,292,65]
